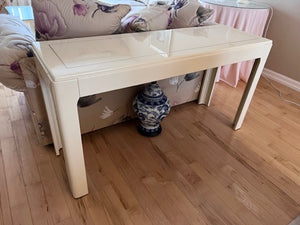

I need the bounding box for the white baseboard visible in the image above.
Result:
[262,68,300,92]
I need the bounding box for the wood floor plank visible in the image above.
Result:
[49,153,96,225]
[203,117,300,203]
[0,78,299,225]
[163,181,215,225]
[218,164,291,224]
[89,133,172,225]
[191,118,300,217]
[20,99,73,225]
[55,218,75,225]
[26,182,55,225]
[10,203,33,225]
[76,140,114,225]
[1,138,33,225]
[0,109,13,140]
[85,135,155,225]
[83,179,114,225]
[100,128,216,225]
[150,125,260,225]
[190,162,264,225]
[154,102,300,222]
[150,129,262,225]
[0,142,13,225]
[11,119,40,185]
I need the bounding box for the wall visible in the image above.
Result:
[256,0,300,82]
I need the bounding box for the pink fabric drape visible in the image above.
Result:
[202,3,270,87]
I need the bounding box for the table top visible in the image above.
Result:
[200,0,270,9]
[5,5,34,20]
[32,24,271,83]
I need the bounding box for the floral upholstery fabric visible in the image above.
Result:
[0,14,36,91]
[169,0,214,28]
[121,4,171,32]
[32,0,131,40]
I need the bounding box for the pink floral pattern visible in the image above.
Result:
[32,0,67,39]
[10,61,23,76]
[73,0,89,16]
[32,0,131,40]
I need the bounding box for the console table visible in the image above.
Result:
[200,0,271,87]
[32,24,272,198]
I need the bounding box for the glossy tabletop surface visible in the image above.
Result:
[32,24,271,82]
[200,0,270,9]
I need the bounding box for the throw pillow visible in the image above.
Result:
[169,0,214,28]
[32,0,131,40]
[121,4,171,32]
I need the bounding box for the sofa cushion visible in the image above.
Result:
[0,14,36,91]
[32,0,131,40]
[121,4,171,32]
[169,0,214,28]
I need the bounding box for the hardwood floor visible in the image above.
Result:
[0,78,299,225]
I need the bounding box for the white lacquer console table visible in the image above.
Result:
[32,24,272,198]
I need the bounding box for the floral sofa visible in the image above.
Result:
[0,0,214,149]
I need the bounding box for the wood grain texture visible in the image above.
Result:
[0,78,299,225]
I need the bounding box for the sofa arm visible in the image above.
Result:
[0,14,36,92]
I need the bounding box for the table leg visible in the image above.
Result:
[39,79,62,155]
[198,67,219,105]
[36,62,62,155]
[233,57,267,130]
[51,81,88,198]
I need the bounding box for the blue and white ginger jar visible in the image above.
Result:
[133,82,170,137]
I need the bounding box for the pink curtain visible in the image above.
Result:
[203,3,270,87]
